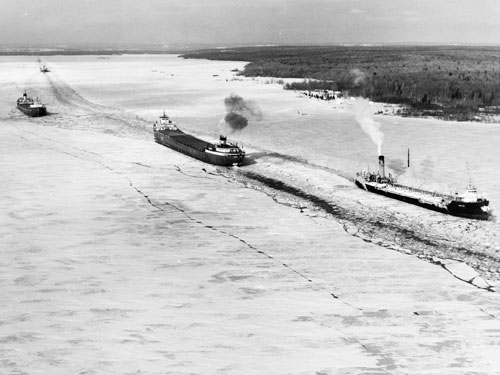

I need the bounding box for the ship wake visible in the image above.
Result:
[219,152,500,286]
[12,70,152,140]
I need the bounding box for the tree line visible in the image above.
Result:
[183,45,500,120]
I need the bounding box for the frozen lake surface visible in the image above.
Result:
[1,54,500,374]
[29,54,499,278]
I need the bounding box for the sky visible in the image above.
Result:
[2,0,500,47]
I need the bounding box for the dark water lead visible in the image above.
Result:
[237,169,500,282]
[241,170,346,218]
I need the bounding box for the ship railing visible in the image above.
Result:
[391,183,455,199]
[214,147,241,154]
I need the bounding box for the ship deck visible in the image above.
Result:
[368,181,450,205]
[157,129,213,152]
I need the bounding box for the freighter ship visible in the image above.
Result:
[16,91,47,117]
[355,154,490,220]
[153,111,245,166]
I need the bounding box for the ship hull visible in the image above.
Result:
[17,104,47,117]
[154,131,244,166]
[356,179,489,220]
[445,200,490,220]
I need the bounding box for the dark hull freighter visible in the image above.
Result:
[17,91,47,117]
[355,154,490,220]
[153,112,245,166]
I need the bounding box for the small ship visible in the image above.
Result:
[355,153,490,220]
[153,111,245,166]
[40,64,49,73]
[16,91,47,117]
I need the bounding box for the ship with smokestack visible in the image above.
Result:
[355,152,491,220]
[153,111,245,166]
[16,91,47,117]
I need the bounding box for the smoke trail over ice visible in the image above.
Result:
[354,98,384,155]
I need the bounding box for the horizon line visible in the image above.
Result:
[2,42,500,55]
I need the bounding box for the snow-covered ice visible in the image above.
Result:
[1,54,500,374]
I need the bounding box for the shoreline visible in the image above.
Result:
[296,88,500,124]
[235,74,500,124]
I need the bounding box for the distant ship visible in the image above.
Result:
[153,111,245,166]
[16,91,47,117]
[40,64,49,73]
[355,153,490,220]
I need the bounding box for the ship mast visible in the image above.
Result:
[465,162,475,191]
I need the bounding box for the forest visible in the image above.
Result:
[182,45,500,121]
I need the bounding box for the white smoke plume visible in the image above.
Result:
[354,98,384,155]
[350,68,367,87]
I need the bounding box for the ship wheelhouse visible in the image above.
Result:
[154,111,178,131]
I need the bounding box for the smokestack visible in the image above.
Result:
[219,135,227,145]
[378,155,385,178]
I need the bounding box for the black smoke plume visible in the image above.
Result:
[219,93,263,135]
[224,112,248,130]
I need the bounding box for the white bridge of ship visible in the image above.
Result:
[205,148,242,156]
